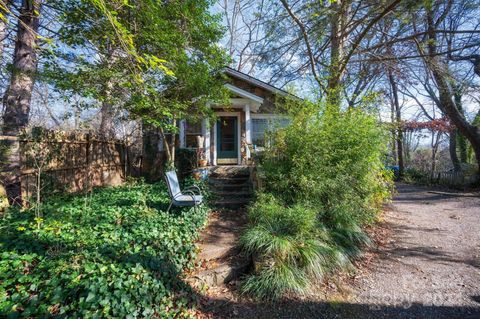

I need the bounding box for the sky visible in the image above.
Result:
[1,0,478,150]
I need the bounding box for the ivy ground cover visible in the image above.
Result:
[0,181,208,318]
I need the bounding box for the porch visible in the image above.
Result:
[179,93,283,166]
[176,67,290,166]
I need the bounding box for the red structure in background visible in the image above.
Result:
[403,118,454,132]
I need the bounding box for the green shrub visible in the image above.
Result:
[262,108,391,226]
[0,182,207,318]
[403,167,431,185]
[176,148,197,179]
[241,105,392,300]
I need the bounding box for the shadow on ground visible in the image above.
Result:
[392,183,480,208]
[196,183,480,318]
[199,295,480,319]
[374,243,480,270]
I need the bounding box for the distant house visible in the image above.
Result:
[179,67,291,166]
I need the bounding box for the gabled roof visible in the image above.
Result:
[224,83,264,104]
[223,67,289,97]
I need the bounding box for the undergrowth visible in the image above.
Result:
[240,103,392,300]
[0,181,208,318]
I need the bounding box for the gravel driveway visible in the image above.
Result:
[202,183,480,319]
[349,182,480,319]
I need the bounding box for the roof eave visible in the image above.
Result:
[223,67,289,97]
[224,83,264,105]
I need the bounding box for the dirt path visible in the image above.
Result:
[201,183,480,319]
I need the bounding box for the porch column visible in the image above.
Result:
[179,119,186,148]
[245,104,252,159]
[212,121,217,165]
[202,118,211,165]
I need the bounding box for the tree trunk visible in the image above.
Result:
[430,132,438,180]
[453,88,468,163]
[327,0,346,112]
[1,0,41,205]
[457,130,468,163]
[158,118,177,169]
[99,47,116,138]
[425,7,480,175]
[388,70,404,177]
[159,127,171,164]
[170,118,177,164]
[449,131,461,171]
[431,131,443,180]
[99,100,115,138]
[432,72,480,172]
[390,101,397,164]
[0,1,10,63]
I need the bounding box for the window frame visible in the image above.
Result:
[185,120,203,149]
[250,114,290,148]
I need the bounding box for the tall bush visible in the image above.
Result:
[263,107,391,226]
[241,102,392,299]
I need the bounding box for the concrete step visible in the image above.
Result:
[198,244,234,262]
[209,166,250,178]
[209,176,250,185]
[209,183,251,192]
[210,171,250,179]
[207,166,253,210]
[192,206,250,288]
[212,198,252,209]
[211,191,252,199]
[193,257,251,287]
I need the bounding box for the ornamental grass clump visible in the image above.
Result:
[240,103,392,300]
[240,195,340,300]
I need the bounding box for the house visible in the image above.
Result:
[178,67,291,166]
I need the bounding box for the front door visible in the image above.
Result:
[216,116,238,164]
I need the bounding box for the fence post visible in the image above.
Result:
[85,133,91,192]
[124,141,129,179]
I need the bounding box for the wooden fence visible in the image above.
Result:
[435,170,479,187]
[1,131,133,202]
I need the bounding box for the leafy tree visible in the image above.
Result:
[43,0,229,166]
[1,0,228,203]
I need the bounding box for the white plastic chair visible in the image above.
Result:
[165,170,203,212]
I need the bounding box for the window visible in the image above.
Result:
[185,120,202,148]
[251,117,290,147]
[252,118,268,147]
